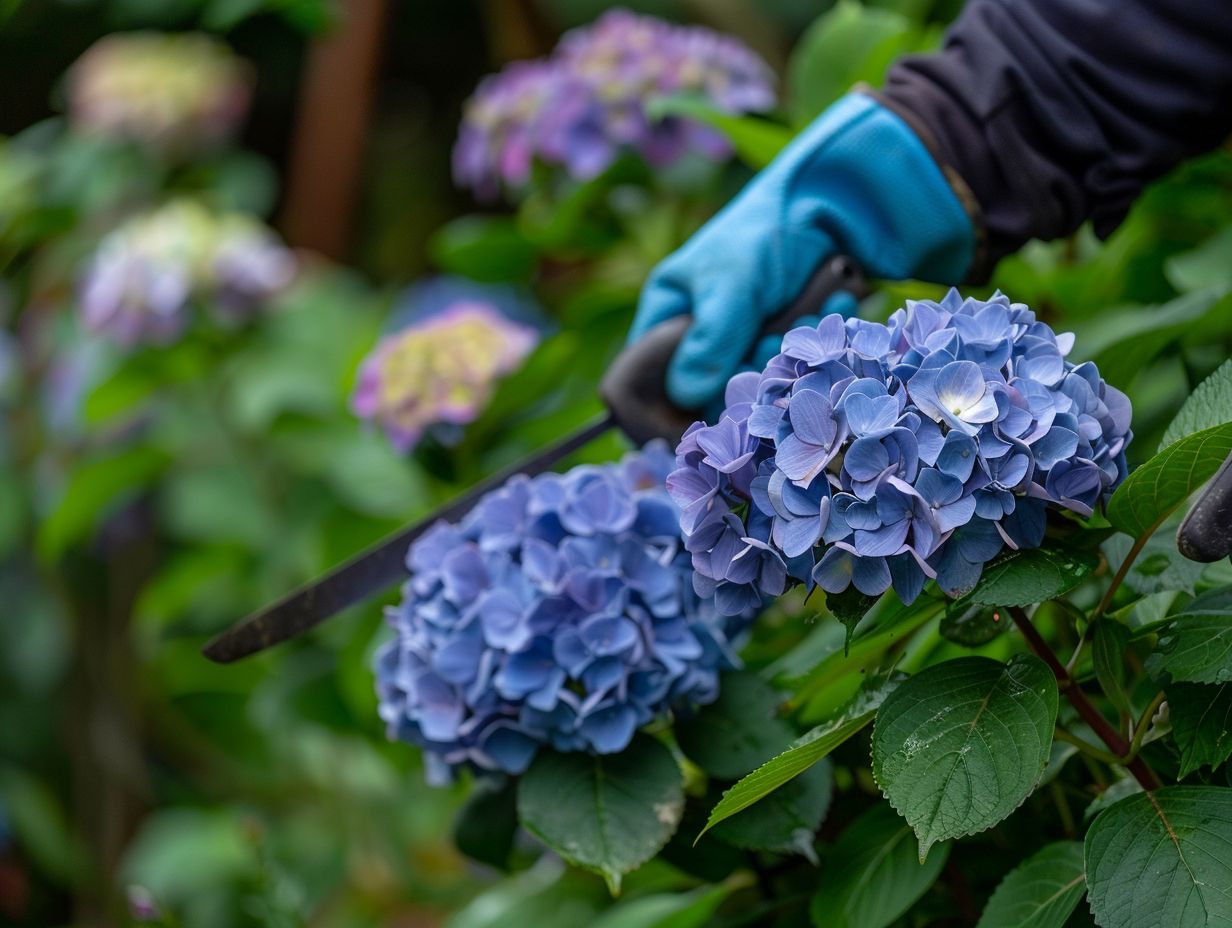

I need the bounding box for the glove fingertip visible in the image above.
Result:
[629,276,688,344]
[666,350,728,412]
[667,307,763,409]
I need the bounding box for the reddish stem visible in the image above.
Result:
[1009,607,1162,792]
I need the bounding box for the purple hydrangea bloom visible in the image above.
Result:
[351,278,542,453]
[77,199,295,347]
[672,291,1132,610]
[453,9,776,199]
[375,443,751,783]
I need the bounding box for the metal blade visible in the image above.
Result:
[202,413,615,663]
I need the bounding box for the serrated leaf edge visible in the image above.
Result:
[870,655,1058,862]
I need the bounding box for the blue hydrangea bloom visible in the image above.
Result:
[375,443,750,784]
[670,291,1132,611]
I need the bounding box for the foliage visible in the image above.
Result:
[2,1,1231,927]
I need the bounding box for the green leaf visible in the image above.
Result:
[320,430,429,519]
[1078,290,1232,391]
[428,215,539,282]
[675,672,794,780]
[809,804,949,928]
[826,586,880,652]
[1162,360,1232,450]
[454,780,518,871]
[949,545,1098,605]
[1085,786,1232,928]
[590,883,739,928]
[1103,527,1207,598]
[711,762,831,858]
[448,860,606,928]
[1084,778,1143,824]
[976,842,1086,928]
[1167,683,1232,778]
[0,766,87,884]
[1107,423,1232,540]
[700,672,903,838]
[162,465,276,548]
[783,597,945,722]
[1190,586,1232,613]
[644,94,792,170]
[1039,739,1079,788]
[941,601,1011,647]
[1166,228,1232,294]
[1092,620,1133,716]
[37,446,169,561]
[872,655,1059,860]
[202,0,267,31]
[196,150,279,215]
[517,734,684,893]
[1145,612,1232,685]
[121,808,257,904]
[787,0,932,125]
[225,351,339,430]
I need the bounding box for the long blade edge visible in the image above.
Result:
[202,413,614,663]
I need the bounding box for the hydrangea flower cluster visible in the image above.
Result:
[79,200,295,347]
[670,291,1133,612]
[453,8,776,199]
[351,279,542,453]
[375,444,749,783]
[67,32,251,156]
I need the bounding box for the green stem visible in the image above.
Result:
[1092,518,1164,621]
[1064,631,1089,678]
[1009,607,1163,791]
[1054,726,1122,765]
[1126,691,1167,762]
[1050,779,1077,838]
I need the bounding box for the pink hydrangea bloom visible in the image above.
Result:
[352,300,539,452]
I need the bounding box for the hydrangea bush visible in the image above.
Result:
[351,278,542,452]
[419,288,1232,926]
[375,444,749,783]
[78,199,295,346]
[671,291,1133,612]
[453,8,776,198]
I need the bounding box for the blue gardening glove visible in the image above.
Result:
[629,92,975,410]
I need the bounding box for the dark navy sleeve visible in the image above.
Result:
[877,0,1232,279]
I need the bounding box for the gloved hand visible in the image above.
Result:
[629,92,976,410]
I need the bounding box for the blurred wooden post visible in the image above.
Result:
[280,0,389,260]
[480,0,554,62]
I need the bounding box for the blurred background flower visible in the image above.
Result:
[453,8,776,199]
[77,199,295,346]
[352,277,542,452]
[66,32,252,157]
